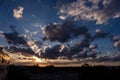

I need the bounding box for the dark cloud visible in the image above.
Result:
[112,54,120,61]
[40,27,100,59]
[40,44,61,59]
[1,23,109,61]
[40,44,69,59]
[77,50,88,58]
[5,46,34,56]
[88,51,97,58]
[40,44,73,59]
[39,42,97,59]
[41,21,109,44]
[94,53,120,62]
[1,25,26,45]
[42,20,89,42]
[70,43,84,54]
[94,56,112,62]
[40,22,110,59]
[2,32,27,45]
[1,24,110,61]
[1,25,36,55]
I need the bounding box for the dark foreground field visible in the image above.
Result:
[1,65,120,80]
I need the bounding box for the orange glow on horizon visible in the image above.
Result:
[33,56,43,63]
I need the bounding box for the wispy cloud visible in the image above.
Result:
[13,6,24,19]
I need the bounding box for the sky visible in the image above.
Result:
[0,0,120,66]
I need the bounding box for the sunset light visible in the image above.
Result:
[33,56,43,63]
[0,0,120,80]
